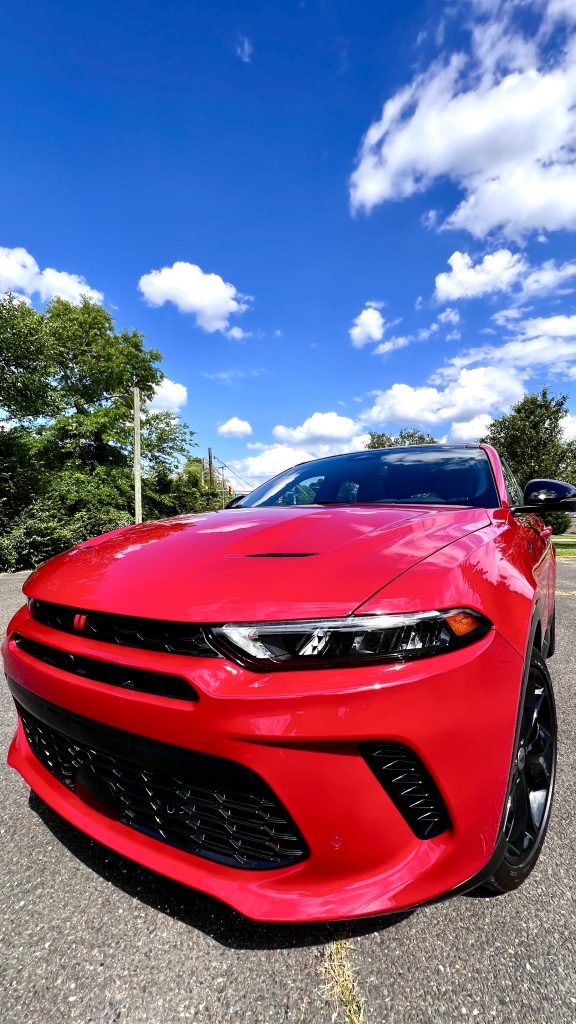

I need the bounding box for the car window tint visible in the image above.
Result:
[242,448,500,510]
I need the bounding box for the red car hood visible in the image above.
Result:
[25,505,490,621]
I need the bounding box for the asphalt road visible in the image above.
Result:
[1,564,575,1024]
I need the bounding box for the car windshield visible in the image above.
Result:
[240,447,499,510]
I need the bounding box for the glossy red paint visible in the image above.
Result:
[2,445,556,922]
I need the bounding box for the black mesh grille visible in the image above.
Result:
[14,634,197,702]
[11,682,307,870]
[29,599,218,658]
[360,742,451,839]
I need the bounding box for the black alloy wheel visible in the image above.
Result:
[476,650,557,895]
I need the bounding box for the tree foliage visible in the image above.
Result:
[482,388,576,488]
[366,427,437,449]
[0,295,222,570]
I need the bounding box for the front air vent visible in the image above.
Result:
[360,741,451,839]
[10,681,308,870]
[14,634,198,701]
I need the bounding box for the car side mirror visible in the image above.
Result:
[225,494,247,508]
[511,478,576,515]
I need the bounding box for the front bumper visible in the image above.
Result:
[3,605,523,922]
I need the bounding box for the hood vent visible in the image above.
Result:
[246,552,317,558]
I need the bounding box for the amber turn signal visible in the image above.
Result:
[445,611,482,637]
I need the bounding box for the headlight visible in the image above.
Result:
[210,609,490,670]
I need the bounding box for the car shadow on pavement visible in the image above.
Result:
[29,791,415,949]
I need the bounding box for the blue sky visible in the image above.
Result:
[2,0,576,487]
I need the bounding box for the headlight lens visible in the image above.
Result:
[210,608,490,670]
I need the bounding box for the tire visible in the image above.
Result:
[474,649,557,896]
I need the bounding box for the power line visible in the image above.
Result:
[213,456,251,491]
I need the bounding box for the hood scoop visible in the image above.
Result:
[246,552,317,558]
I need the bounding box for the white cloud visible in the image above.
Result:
[349,304,385,347]
[231,444,315,485]
[447,413,493,442]
[361,365,524,426]
[373,335,411,355]
[562,413,576,439]
[273,411,357,445]
[519,314,576,338]
[542,0,576,29]
[226,326,251,340]
[0,246,103,304]
[148,378,188,413]
[235,35,253,63]
[435,250,526,302]
[138,261,249,334]
[435,249,576,305]
[520,259,576,298]
[349,4,576,240]
[217,416,253,438]
[231,431,375,487]
[438,307,461,325]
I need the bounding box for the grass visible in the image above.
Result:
[324,938,365,1024]
[552,535,576,556]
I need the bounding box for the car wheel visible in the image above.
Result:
[475,649,557,895]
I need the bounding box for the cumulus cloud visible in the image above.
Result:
[447,413,493,442]
[148,378,188,412]
[435,250,526,302]
[217,416,253,438]
[437,307,461,325]
[0,245,103,304]
[562,413,576,439]
[349,303,385,347]
[349,2,576,239]
[138,261,249,334]
[360,366,524,426]
[273,411,358,445]
[231,444,315,486]
[435,249,576,304]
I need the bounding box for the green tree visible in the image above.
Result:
[482,388,576,488]
[366,427,437,449]
[0,295,206,570]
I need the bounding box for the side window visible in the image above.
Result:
[501,460,523,506]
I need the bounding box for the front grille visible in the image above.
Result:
[29,599,218,658]
[14,634,197,702]
[10,681,307,870]
[360,742,451,839]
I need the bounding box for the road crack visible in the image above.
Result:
[324,936,365,1024]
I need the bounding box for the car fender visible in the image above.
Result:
[353,525,536,660]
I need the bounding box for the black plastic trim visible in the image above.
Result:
[13,634,198,702]
[360,741,451,839]
[8,678,308,871]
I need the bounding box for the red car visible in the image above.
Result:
[3,444,575,922]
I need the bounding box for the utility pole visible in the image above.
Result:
[133,386,142,524]
[200,457,205,488]
[221,465,226,508]
[208,447,214,490]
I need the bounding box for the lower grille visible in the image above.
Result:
[14,634,197,702]
[360,742,451,839]
[11,681,307,870]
